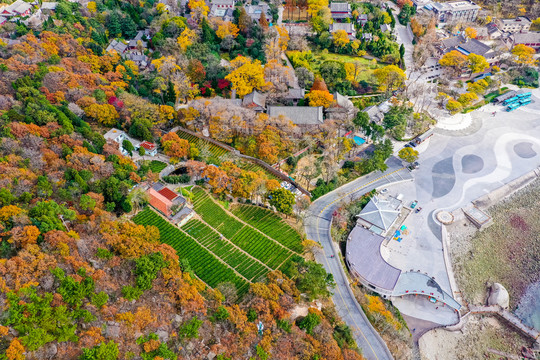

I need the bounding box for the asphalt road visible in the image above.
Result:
[304,157,412,360]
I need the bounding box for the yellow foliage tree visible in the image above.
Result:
[512,44,537,66]
[307,0,328,15]
[225,56,267,97]
[305,90,334,108]
[177,28,197,52]
[0,205,24,222]
[87,1,96,13]
[216,21,239,39]
[333,29,350,49]
[84,103,119,127]
[446,99,462,114]
[373,64,407,93]
[344,62,355,82]
[464,27,477,39]
[457,92,478,106]
[5,338,25,360]
[188,0,209,21]
[159,105,176,122]
[467,53,489,73]
[276,26,289,51]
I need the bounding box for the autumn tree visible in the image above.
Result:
[188,0,209,22]
[467,53,489,74]
[305,90,334,108]
[464,27,477,39]
[84,104,119,127]
[439,50,468,76]
[216,21,239,39]
[512,44,537,66]
[398,147,419,163]
[177,27,198,52]
[332,30,350,50]
[373,65,406,94]
[202,166,229,194]
[225,56,267,97]
[160,132,190,161]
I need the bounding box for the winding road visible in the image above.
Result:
[304,157,412,360]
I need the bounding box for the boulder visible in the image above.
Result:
[105,322,121,338]
[487,283,510,309]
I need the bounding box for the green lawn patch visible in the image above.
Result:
[148,160,167,173]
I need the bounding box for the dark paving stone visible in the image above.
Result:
[461,154,484,174]
[514,142,537,159]
[431,157,455,198]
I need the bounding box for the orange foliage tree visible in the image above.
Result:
[160,132,190,161]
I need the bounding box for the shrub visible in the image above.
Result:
[179,316,203,338]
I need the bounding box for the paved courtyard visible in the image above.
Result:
[380,89,540,325]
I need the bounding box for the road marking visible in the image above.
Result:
[314,168,405,360]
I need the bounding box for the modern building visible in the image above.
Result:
[267,106,324,126]
[356,195,403,236]
[486,22,502,39]
[210,0,234,9]
[497,17,531,34]
[431,0,480,23]
[346,226,401,297]
[329,2,351,20]
[512,32,540,50]
[329,22,356,38]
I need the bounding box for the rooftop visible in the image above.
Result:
[329,22,354,33]
[347,226,401,292]
[500,16,531,25]
[267,106,324,125]
[357,195,402,234]
[513,32,540,44]
[242,90,266,109]
[329,2,351,12]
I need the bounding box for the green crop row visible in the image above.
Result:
[232,205,303,253]
[191,187,293,269]
[148,160,167,173]
[132,208,249,295]
[183,219,269,281]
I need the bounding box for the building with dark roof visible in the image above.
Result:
[346,226,401,297]
[267,106,324,126]
[242,90,267,112]
[329,22,356,38]
[329,2,351,20]
[512,32,540,50]
[106,39,128,54]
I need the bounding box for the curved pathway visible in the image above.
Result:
[304,157,412,360]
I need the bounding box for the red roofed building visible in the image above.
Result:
[139,141,158,156]
[147,183,186,217]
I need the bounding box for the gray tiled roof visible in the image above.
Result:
[357,195,401,233]
[242,90,266,109]
[330,2,350,12]
[285,88,305,99]
[513,32,540,45]
[457,38,491,56]
[329,22,354,33]
[347,226,401,291]
[267,106,324,125]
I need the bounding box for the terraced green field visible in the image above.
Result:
[133,187,303,295]
[148,160,167,173]
[231,205,303,253]
[132,208,249,295]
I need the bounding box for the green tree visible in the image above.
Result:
[319,60,346,88]
[29,200,76,233]
[80,341,119,360]
[268,188,296,215]
[398,147,419,163]
[297,311,321,334]
[122,139,135,156]
[80,194,96,211]
[179,316,204,338]
[353,111,370,131]
[134,252,168,291]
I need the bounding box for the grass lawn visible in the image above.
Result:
[148,160,167,173]
[306,51,384,83]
